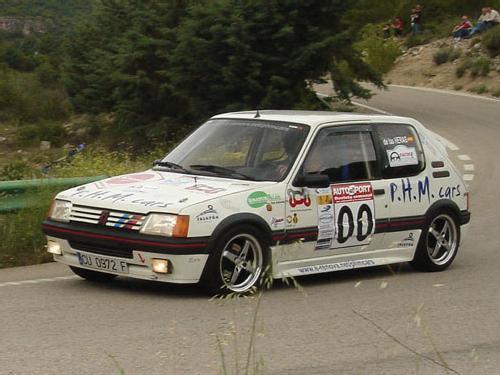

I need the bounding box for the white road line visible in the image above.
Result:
[463,174,475,181]
[426,129,460,151]
[0,275,78,288]
[351,101,392,115]
[389,84,500,103]
[348,101,461,154]
[464,164,475,171]
[458,154,472,161]
[315,92,393,115]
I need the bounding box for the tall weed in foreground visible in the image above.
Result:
[213,267,304,375]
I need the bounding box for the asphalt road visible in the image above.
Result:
[1,86,499,375]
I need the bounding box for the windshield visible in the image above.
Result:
[159,119,309,181]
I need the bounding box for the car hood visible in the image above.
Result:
[57,170,272,214]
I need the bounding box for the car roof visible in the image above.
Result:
[211,110,418,129]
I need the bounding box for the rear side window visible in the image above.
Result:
[375,123,425,178]
[303,130,378,183]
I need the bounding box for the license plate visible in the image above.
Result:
[76,252,129,274]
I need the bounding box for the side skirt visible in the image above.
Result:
[272,247,417,279]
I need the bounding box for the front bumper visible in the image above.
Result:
[42,220,210,284]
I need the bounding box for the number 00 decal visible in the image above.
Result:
[332,183,376,248]
[336,204,374,244]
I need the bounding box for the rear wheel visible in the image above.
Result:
[202,225,269,295]
[70,266,117,282]
[410,210,460,272]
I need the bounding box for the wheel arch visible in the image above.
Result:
[424,199,461,222]
[208,213,273,252]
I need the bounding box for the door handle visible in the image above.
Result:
[374,189,385,196]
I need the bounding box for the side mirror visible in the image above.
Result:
[294,174,330,188]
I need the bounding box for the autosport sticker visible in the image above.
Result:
[387,144,418,167]
[330,182,375,249]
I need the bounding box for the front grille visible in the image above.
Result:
[69,204,146,231]
[69,241,134,259]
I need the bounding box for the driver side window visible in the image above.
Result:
[303,129,378,183]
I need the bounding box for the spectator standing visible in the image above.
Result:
[410,5,423,35]
[383,23,391,39]
[391,17,404,37]
[452,15,473,39]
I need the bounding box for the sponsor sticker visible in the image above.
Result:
[286,213,299,225]
[296,259,376,275]
[271,217,285,229]
[397,232,415,248]
[247,191,281,208]
[315,191,335,250]
[317,194,333,205]
[387,145,419,167]
[195,205,219,222]
[382,135,414,146]
[288,189,311,209]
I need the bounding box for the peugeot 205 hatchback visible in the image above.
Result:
[42,111,471,294]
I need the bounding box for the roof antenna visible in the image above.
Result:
[254,109,260,118]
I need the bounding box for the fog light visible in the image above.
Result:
[47,240,62,255]
[151,259,171,274]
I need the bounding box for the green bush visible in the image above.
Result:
[492,89,500,97]
[482,26,500,57]
[470,84,489,94]
[0,160,37,181]
[470,57,491,77]
[405,33,433,48]
[455,59,470,78]
[433,47,461,65]
[433,48,451,65]
[0,69,71,123]
[17,122,67,147]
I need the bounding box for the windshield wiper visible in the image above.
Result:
[153,160,190,174]
[190,164,253,181]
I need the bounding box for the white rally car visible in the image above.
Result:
[43,111,471,294]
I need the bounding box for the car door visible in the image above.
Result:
[283,124,391,261]
[371,123,429,250]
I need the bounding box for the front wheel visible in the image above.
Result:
[201,225,269,295]
[70,266,118,283]
[410,210,460,272]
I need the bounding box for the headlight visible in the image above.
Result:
[140,214,189,237]
[48,199,72,223]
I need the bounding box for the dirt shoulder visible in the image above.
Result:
[386,38,500,98]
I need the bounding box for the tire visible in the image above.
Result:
[70,266,118,283]
[410,209,461,272]
[201,225,270,295]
